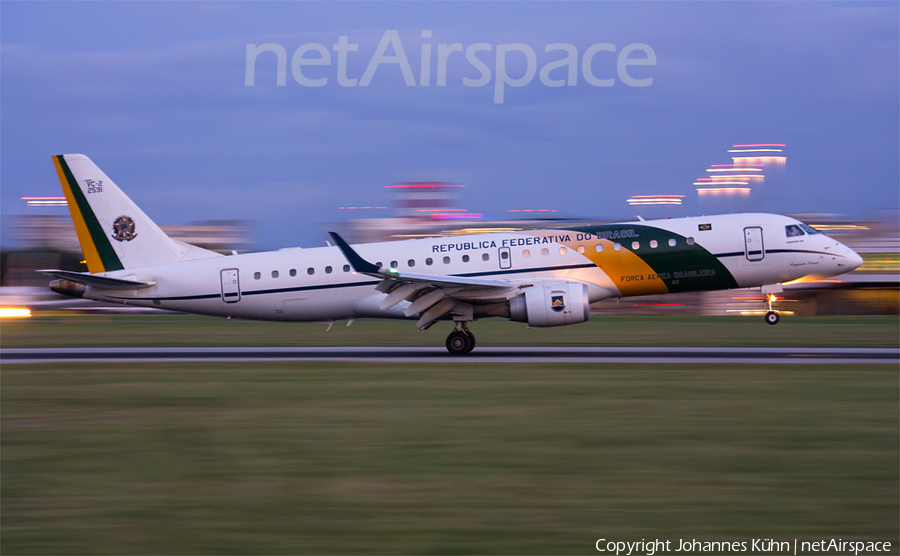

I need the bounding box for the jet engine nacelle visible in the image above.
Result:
[510,281,591,327]
[50,279,86,299]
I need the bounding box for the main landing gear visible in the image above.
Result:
[764,293,780,325]
[446,322,476,355]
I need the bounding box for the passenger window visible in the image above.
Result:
[650,240,658,249]
[390,261,398,269]
[668,238,676,247]
[426,258,433,266]
[343,265,350,272]
[443,256,450,264]
[501,251,509,260]
[614,243,622,251]
[307,268,315,275]
[632,241,640,250]
[376,262,382,267]
[290,269,297,277]
[595,244,603,253]
[482,253,489,261]
[577,245,585,254]
[272,270,279,278]
[686,237,695,245]
[785,224,804,237]
[325,266,332,274]
[408,259,415,267]
[541,248,549,256]
[462,255,470,263]
[523,249,530,258]
[254,272,261,280]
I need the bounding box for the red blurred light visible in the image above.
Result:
[385,183,465,188]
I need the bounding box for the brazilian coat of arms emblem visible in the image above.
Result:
[111,215,137,242]
[551,295,565,313]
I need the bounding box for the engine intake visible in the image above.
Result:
[510,282,590,327]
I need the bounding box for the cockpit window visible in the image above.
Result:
[799,223,820,235]
[785,224,804,237]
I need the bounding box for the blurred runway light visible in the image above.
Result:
[706,168,763,172]
[22,196,67,207]
[733,156,787,166]
[431,213,482,219]
[627,195,684,205]
[385,183,465,188]
[731,310,795,315]
[811,224,870,231]
[0,307,32,318]
[696,187,752,194]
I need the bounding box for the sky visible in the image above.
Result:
[2,1,898,249]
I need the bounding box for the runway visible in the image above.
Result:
[2,346,897,364]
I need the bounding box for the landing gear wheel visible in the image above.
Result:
[446,330,474,355]
[765,311,780,325]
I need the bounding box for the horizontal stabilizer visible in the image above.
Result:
[38,269,156,290]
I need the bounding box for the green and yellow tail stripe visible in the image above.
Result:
[53,155,123,273]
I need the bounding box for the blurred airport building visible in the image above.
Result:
[1,215,256,287]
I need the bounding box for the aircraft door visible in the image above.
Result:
[743,227,765,261]
[220,268,241,303]
[499,247,512,269]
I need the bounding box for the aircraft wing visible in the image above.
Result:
[38,269,157,290]
[329,232,527,329]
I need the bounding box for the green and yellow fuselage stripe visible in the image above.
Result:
[516,225,738,296]
[53,155,123,273]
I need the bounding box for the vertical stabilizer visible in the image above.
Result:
[53,154,219,273]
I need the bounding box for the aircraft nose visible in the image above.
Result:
[847,249,864,271]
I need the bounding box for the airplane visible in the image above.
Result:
[41,154,864,355]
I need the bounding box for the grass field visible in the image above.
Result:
[2,314,898,349]
[2,360,898,554]
[2,316,898,554]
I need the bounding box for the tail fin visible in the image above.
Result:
[53,154,220,273]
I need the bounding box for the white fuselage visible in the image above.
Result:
[84,213,862,322]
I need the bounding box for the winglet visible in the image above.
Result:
[328,232,383,275]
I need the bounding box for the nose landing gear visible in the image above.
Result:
[446,322,476,355]
[764,293,780,325]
